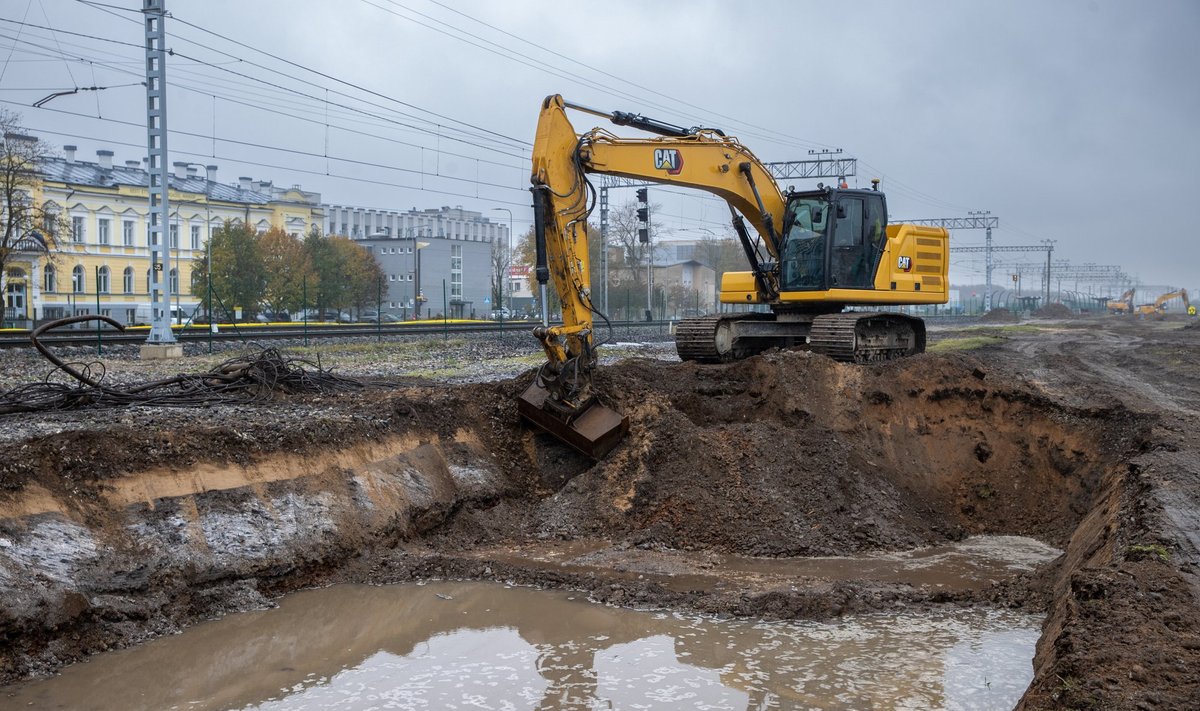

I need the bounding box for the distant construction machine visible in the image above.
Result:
[519,95,950,458]
[1106,288,1135,315]
[1135,289,1190,319]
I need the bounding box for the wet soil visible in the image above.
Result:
[0,316,1198,709]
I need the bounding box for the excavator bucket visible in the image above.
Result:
[517,381,628,459]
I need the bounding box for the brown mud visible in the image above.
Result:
[1,316,1199,709]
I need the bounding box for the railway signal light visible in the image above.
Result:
[636,187,648,203]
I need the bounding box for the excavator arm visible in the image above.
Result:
[521,94,794,458]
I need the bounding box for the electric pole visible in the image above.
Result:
[1041,239,1056,305]
[141,0,177,354]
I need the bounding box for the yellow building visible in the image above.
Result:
[3,141,323,326]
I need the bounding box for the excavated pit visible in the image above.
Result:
[0,348,1153,707]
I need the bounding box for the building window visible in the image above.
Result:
[72,265,85,293]
[71,216,85,243]
[191,225,201,250]
[5,269,25,314]
[123,267,134,294]
[97,266,110,293]
[170,223,179,249]
[43,265,56,292]
[450,244,463,299]
[169,268,179,294]
[123,220,135,246]
[125,308,136,324]
[98,218,111,245]
[146,269,152,293]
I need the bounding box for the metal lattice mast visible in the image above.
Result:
[967,211,994,311]
[143,0,175,343]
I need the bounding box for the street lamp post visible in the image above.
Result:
[414,239,430,319]
[491,207,513,321]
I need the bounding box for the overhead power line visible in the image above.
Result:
[4,99,524,195]
[164,11,530,149]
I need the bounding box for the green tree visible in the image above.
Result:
[300,231,383,318]
[260,227,312,317]
[332,235,384,317]
[192,221,265,319]
[302,228,340,316]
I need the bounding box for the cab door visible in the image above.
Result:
[829,195,884,289]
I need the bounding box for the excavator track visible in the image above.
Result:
[675,313,776,363]
[808,312,926,363]
[674,316,729,363]
[676,312,926,364]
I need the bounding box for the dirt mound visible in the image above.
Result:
[496,351,1124,557]
[1033,303,1073,319]
[979,308,1019,323]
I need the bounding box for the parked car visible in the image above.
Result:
[255,310,290,323]
[360,311,400,323]
[489,308,512,320]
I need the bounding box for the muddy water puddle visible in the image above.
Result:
[5,581,1040,711]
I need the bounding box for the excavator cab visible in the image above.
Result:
[780,188,887,292]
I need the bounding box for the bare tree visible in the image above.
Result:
[489,234,509,314]
[693,231,746,310]
[0,111,60,302]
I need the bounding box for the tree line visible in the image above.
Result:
[191,223,383,320]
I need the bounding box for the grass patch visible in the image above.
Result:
[290,338,469,357]
[928,336,1006,352]
[965,324,1045,334]
[1127,543,1171,562]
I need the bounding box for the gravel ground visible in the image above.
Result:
[0,325,678,391]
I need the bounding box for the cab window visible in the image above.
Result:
[780,198,829,290]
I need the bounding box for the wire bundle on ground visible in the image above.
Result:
[0,316,365,415]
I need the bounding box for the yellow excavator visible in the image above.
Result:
[1135,289,1190,319]
[520,95,950,458]
[1106,288,1135,315]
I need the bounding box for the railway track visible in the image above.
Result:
[0,320,674,348]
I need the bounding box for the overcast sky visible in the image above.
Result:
[2,0,1196,293]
